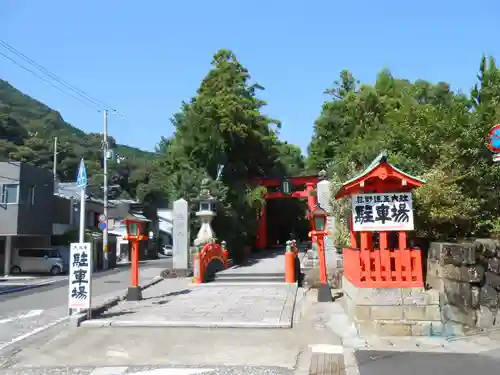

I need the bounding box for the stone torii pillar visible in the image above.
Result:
[316,169,340,270]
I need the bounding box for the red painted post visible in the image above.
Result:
[285,240,296,283]
[256,204,267,250]
[221,240,229,267]
[131,240,139,288]
[193,247,202,284]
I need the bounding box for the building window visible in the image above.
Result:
[1,184,19,204]
[28,185,35,206]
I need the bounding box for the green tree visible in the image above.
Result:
[151,49,295,260]
[307,57,500,241]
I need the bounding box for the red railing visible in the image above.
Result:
[343,247,423,288]
[193,242,229,284]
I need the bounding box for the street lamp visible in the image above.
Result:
[310,205,332,302]
[123,216,149,301]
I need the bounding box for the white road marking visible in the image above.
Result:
[129,368,215,375]
[309,344,344,354]
[89,367,129,375]
[0,309,44,324]
[106,350,130,358]
[0,316,67,353]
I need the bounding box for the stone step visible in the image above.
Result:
[216,272,285,278]
[212,273,285,283]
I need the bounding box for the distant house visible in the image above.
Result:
[158,208,173,248]
[52,182,107,235]
[0,161,54,276]
[52,184,138,235]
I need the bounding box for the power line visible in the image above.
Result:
[0,39,117,113]
[0,50,102,113]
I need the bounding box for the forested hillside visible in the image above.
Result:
[0,79,157,200]
[0,50,306,259]
[307,56,500,244]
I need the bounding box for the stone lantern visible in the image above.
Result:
[194,178,217,246]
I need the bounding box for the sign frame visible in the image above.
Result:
[68,242,93,314]
[351,192,415,232]
[487,124,500,153]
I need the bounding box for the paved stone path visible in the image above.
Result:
[81,280,298,328]
[217,248,288,275]
[0,365,295,375]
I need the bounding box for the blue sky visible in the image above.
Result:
[0,0,499,155]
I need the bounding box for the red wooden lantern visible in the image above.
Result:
[122,216,149,301]
[310,206,328,233]
[123,218,148,241]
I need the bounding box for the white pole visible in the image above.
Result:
[103,109,109,270]
[79,186,86,243]
[53,136,58,184]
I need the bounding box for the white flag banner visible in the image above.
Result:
[351,192,414,232]
[68,242,92,309]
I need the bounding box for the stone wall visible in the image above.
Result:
[343,276,442,336]
[427,240,500,332]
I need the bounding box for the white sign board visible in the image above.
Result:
[68,242,92,309]
[351,192,414,232]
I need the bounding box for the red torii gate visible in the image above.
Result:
[253,175,319,250]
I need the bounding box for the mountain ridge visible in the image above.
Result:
[0,78,156,199]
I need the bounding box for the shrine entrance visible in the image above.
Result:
[266,198,310,246]
[253,175,320,250]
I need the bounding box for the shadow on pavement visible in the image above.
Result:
[355,350,500,375]
[144,289,191,301]
[97,310,137,319]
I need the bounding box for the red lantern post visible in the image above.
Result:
[123,217,149,301]
[310,205,332,302]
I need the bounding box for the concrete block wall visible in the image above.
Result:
[343,276,443,336]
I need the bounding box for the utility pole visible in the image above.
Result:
[103,110,109,270]
[53,137,58,184]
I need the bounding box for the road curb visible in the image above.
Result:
[72,275,163,328]
[0,280,59,296]
[81,319,292,329]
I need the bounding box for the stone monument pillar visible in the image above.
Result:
[316,169,341,269]
[173,198,189,274]
[194,178,217,246]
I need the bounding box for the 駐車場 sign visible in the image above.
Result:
[351,192,414,232]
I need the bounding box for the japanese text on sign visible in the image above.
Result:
[68,242,92,309]
[351,192,414,232]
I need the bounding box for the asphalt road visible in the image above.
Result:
[0,257,171,351]
[355,349,500,375]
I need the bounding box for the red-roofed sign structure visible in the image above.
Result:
[337,151,425,288]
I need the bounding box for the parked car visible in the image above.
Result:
[10,248,69,275]
[161,244,173,257]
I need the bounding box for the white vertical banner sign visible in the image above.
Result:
[68,243,92,313]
